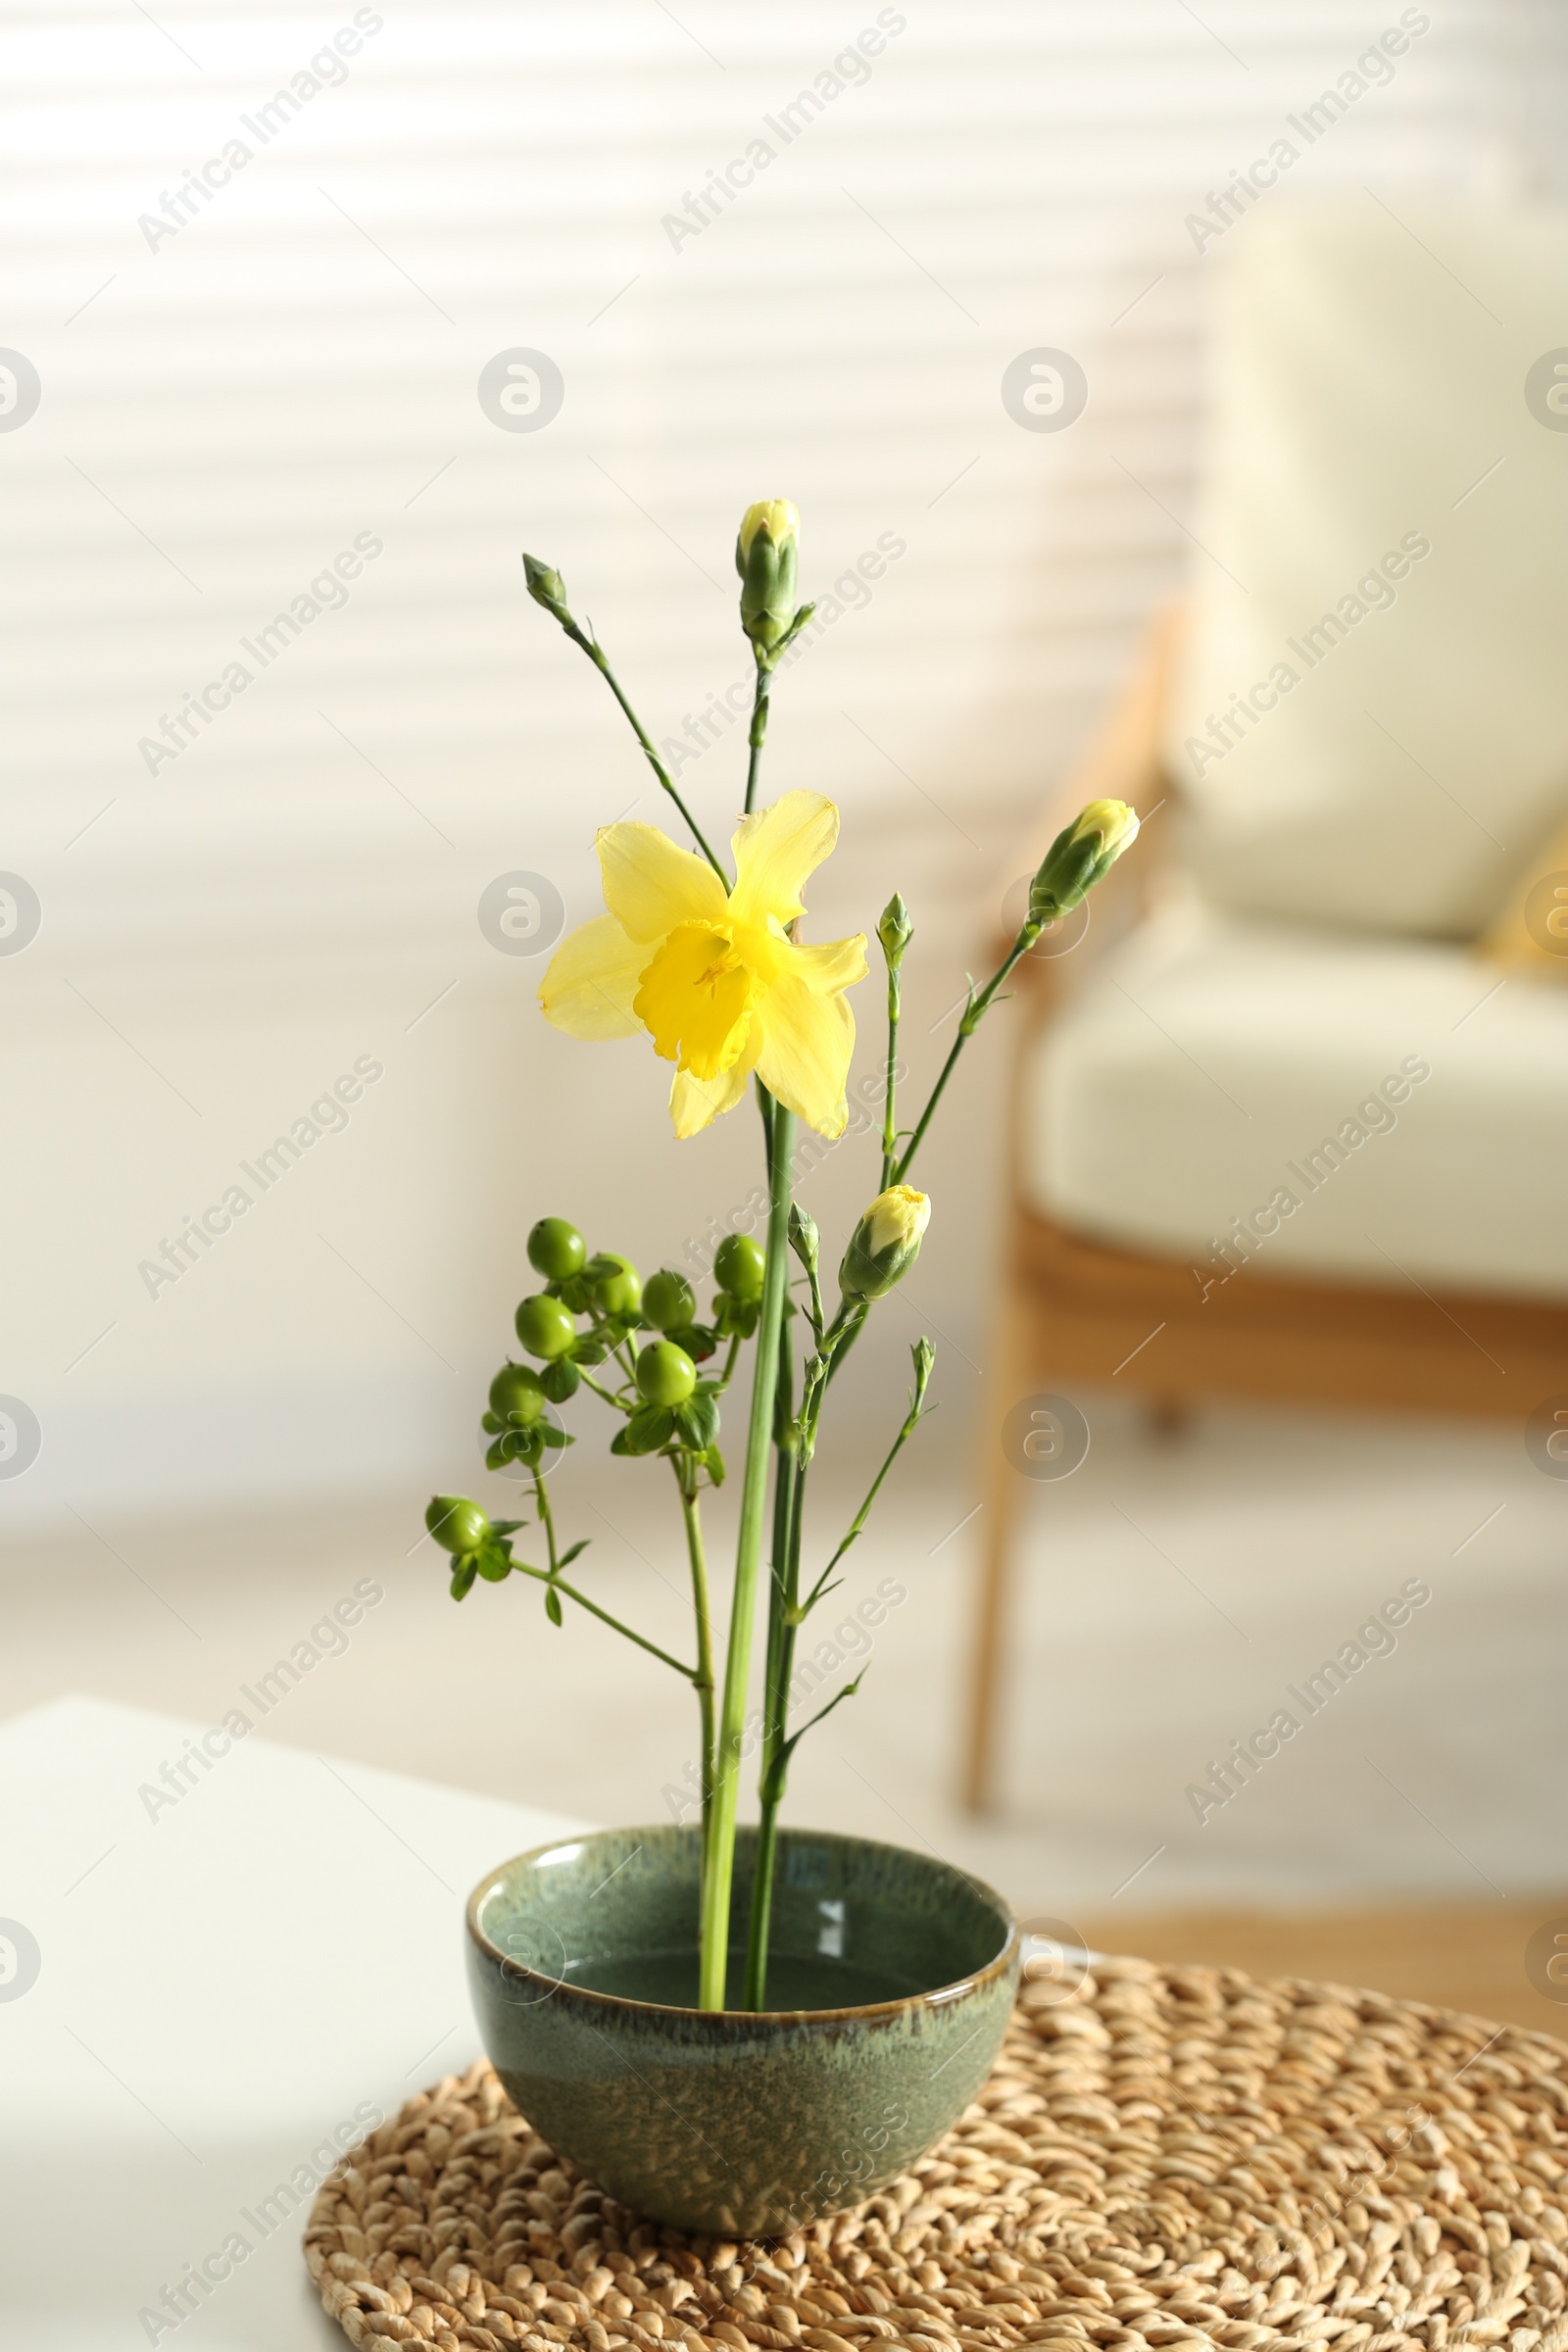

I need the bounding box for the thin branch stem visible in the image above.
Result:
[881,962,901,1192]
[892,924,1040,1186]
[511,1558,697,1680]
[745,659,769,814]
[742,1291,861,2006]
[675,1461,717,1853]
[806,1383,930,1613]
[532,1463,560,1575]
[559,619,728,880]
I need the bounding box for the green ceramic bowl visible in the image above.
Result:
[466,1823,1018,2236]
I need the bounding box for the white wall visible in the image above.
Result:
[3,0,1560,1528]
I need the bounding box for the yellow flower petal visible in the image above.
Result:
[538,915,647,1040]
[597,821,729,944]
[729,790,839,930]
[789,932,868,996]
[756,964,856,1139]
[669,1032,760,1139]
[633,923,759,1080]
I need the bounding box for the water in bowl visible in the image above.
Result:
[563,1945,937,2011]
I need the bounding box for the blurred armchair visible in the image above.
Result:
[965,201,1568,1812]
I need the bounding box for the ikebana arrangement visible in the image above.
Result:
[426,501,1138,2028]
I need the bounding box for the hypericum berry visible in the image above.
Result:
[713,1233,765,1304]
[591,1252,642,1318]
[426,1495,490,1554]
[514,1293,576,1360]
[489,1362,547,1427]
[635,1340,697,1408]
[642,1269,696,1333]
[527,1216,586,1281]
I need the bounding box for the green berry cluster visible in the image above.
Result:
[429,1220,775,1607]
[498,1217,770,1473]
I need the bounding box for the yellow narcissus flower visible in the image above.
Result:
[539,790,866,1141]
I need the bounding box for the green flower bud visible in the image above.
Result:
[643,1268,696,1333]
[522,553,573,627]
[877,892,913,968]
[588,1251,641,1318]
[713,1233,765,1304]
[788,1203,819,1272]
[839,1185,931,1302]
[635,1339,697,1407]
[426,1494,491,1554]
[514,1293,576,1360]
[527,1215,586,1281]
[1029,799,1140,924]
[735,499,800,655]
[489,1362,547,1428]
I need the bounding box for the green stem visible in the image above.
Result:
[698,1086,795,2010]
[806,1376,930,1612]
[881,962,901,1192]
[892,925,1040,1187]
[676,1462,717,1853]
[744,1440,805,2009]
[532,1463,560,1574]
[745,660,769,814]
[512,1559,696,1678]
[743,1287,862,2005]
[561,621,728,881]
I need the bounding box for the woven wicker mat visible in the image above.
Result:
[304,1957,1568,2352]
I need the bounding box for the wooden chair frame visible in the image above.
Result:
[963,609,1568,1811]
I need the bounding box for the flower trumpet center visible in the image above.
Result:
[634,922,762,1081]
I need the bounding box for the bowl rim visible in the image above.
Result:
[466,1822,1019,2026]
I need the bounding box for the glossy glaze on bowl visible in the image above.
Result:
[466,1823,1018,2235]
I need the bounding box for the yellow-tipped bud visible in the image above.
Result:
[840,1184,931,1302]
[737,499,799,563]
[1029,799,1140,924]
[735,499,801,655]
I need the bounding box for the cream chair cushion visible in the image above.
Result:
[1166,202,1568,938]
[1024,896,1568,1298]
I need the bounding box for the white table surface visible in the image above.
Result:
[0,1694,585,2349]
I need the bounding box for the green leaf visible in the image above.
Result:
[702,1445,726,1488]
[568,1336,608,1366]
[544,1584,564,1627]
[622,1402,673,1455]
[450,1559,477,1601]
[491,1518,526,1537]
[539,1422,573,1450]
[674,1392,719,1451]
[476,1546,512,1583]
[610,1427,633,1456]
[487,1431,541,1472]
[541,1358,580,1403]
[557,1539,590,1569]
[481,1409,504,1434]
